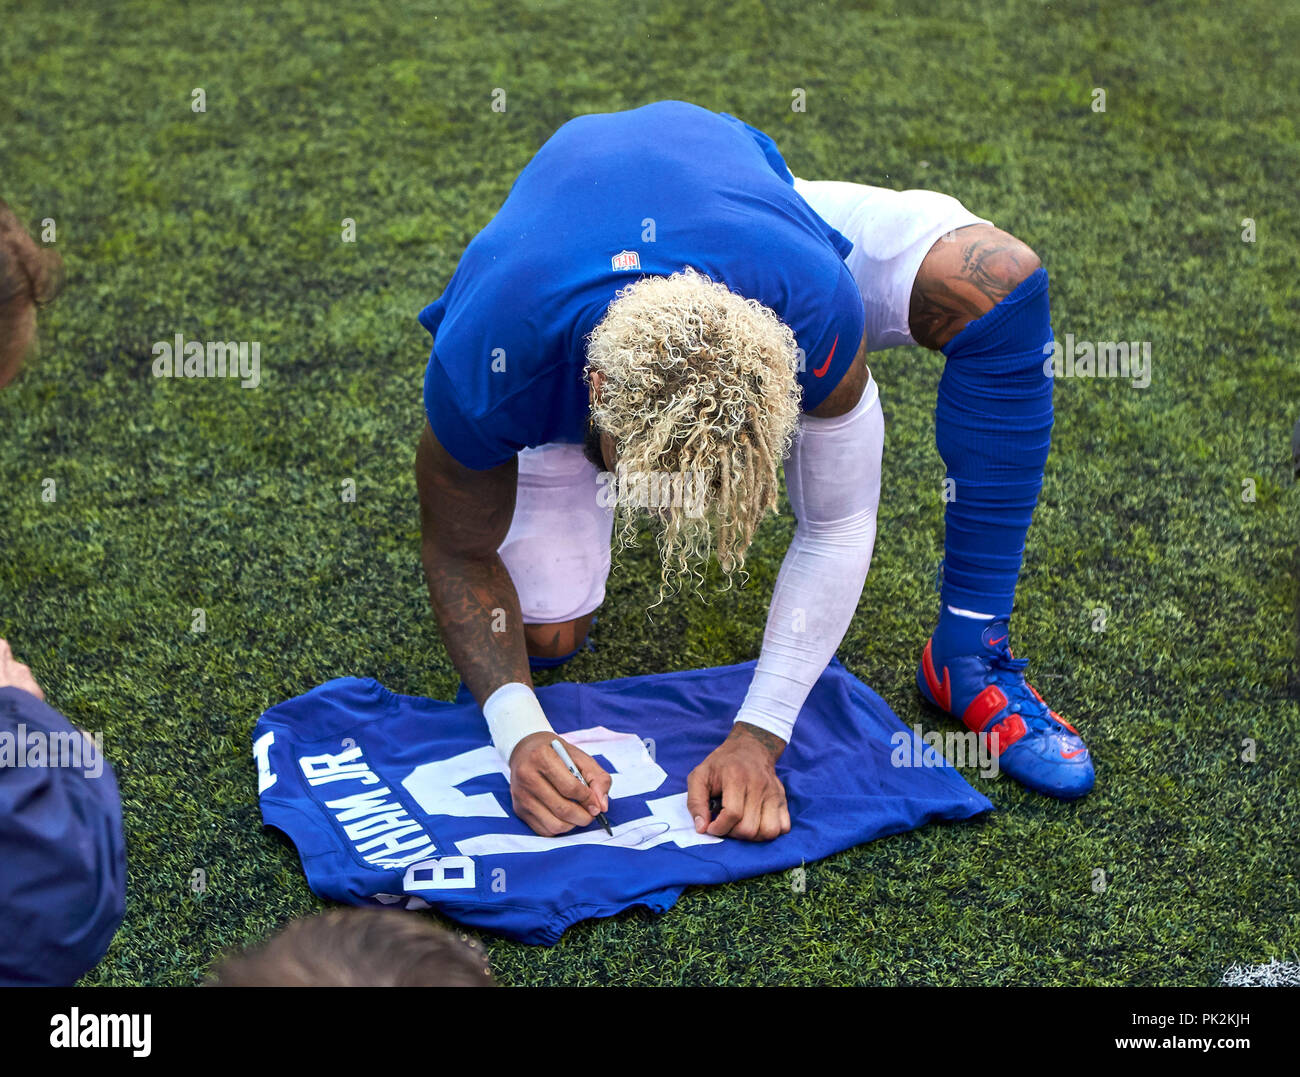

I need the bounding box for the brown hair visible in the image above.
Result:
[0,198,65,381]
[207,908,497,987]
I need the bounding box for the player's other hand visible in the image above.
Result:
[0,639,44,701]
[686,722,790,841]
[508,732,611,837]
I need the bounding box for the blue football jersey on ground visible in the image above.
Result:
[419,100,866,470]
[254,659,992,945]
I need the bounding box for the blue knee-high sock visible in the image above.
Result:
[934,266,1054,627]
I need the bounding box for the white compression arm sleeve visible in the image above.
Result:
[734,375,884,743]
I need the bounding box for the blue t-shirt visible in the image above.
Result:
[254,659,991,945]
[419,100,865,470]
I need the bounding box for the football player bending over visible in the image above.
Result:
[414,102,1093,844]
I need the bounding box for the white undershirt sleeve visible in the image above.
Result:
[733,375,884,743]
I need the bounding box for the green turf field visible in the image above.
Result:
[1,0,1297,986]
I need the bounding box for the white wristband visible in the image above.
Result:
[482,682,553,766]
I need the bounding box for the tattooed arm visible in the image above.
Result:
[415,421,530,704]
[909,224,1042,351]
[415,422,611,835]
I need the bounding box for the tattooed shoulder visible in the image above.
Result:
[908,225,1041,351]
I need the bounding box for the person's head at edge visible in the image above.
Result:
[0,197,64,388]
[206,908,497,987]
[0,198,65,695]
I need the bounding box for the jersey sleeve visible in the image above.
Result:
[792,261,866,412]
[418,296,525,471]
[716,110,858,266]
[716,111,796,185]
[712,109,864,409]
[422,349,519,471]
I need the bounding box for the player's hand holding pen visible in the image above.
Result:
[508,732,612,837]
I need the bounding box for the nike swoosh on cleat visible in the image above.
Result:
[921,639,953,712]
[812,334,838,378]
[1060,748,1086,760]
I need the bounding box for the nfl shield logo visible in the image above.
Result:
[611,249,641,271]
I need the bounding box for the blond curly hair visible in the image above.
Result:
[585,266,802,596]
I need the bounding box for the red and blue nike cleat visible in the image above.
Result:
[916,619,1094,799]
